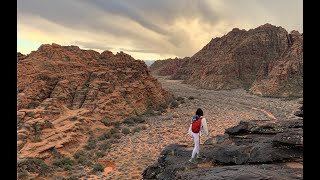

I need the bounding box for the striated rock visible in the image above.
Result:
[149,57,189,77]
[17,43,172,160]
[143,118,303,179]
[152,23,303,97]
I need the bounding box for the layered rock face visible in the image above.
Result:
[17,43,171,159]
[149,57,189,77]
[153,24,303,97]
[143,113,303,179]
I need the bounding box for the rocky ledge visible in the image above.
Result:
[143,113,303,179]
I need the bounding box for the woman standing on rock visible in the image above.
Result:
[188,108,208,163]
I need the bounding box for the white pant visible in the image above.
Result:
[191,132,200,158]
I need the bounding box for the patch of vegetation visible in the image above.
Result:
[133,127,141,133]
[121,127,130,135]
[98,132,112,141]
[101,117,112,126]
[170,100,179,108]
[188,96,195,100]
[132,116,145,123]
[17,170,28,179]
[110,128,120,134]
[52,157,74,169]
[43,120,54,128]
[73,150,85,159]
[67,176,78,180]
[159,102,168,110]
[91,163,104,174]
[31,122,42,142]
[123,118,134,125]
[112,133,121,139]
[17,158,51,176]
[99,143,112,151]
[95,151,105,158]
[176,96,185,101]
[84,137,97,150]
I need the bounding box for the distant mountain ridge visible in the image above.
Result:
[150,23,303,97]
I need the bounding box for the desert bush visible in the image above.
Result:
[99,143,112,151]
[110,128,120,134]
[132,116,145,123]
[17,158,51,176]
[170,100,179,108]
[133,127,141,133]
[84,138,97,150]
[101,117,112,126]
[73,150,85,159]
[98,132,112,141]
[52,157,74,168]
[123,118,134,125]
[67,176,78,180]
[176,96,184,101]
[95,151,105,158]
[188,96,195,100]
[91,163,104,174]
[43,120,54,128]
[121,127,130,134]
[112,133,122,139]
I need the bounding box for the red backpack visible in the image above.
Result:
[191,117,202,133]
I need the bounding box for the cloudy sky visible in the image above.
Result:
[17,0,302,60]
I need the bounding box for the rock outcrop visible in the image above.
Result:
[17,44,172,160]
[149,57,189,77]
[152,23,303,97]
[143,117,303,179]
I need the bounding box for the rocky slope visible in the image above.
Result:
[151,23,303,97]
[149,57,189,77]
[17,43,172,164]
[143,107,303,180]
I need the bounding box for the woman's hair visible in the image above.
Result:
[195,108,203,117]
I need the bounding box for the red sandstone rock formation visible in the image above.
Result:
[149,57,189,77]
[17,43,171,160]
[152,23,303,97]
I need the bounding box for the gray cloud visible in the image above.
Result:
[17,0,303,59]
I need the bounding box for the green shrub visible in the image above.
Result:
[98,132,112,141]
[43,120,54,128]
[159,103,168,110]
[17,170,28,179]
[73,150,85,159]
[176,96,184,101]
[95,151,105,158]
[141,125,147,130]
[63,164,73,171]
[91,163,104,174]
[170,100,179,108]
[188,96,195,100]
[52,157,74,168]
[112,133,121,139]
[123,118,134,125]
[67,176,78,180]
[132,116,145,123]
[17,158,51,176]
[112,121,121,128]
[101,117,112,126]
[121,128,130,135]
[110,128,120,134]
[133,127,141,133]
[84,138,97,150]
[99,143,112,151]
